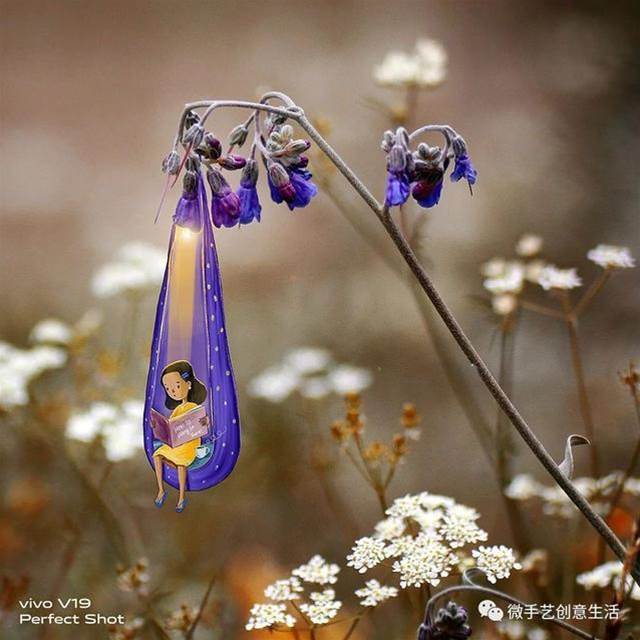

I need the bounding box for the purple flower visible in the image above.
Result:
[418,602,472,640]
[173,171,203,231]
[450,154,477,186]
[412,174,444,208]
[268,163,318,211]
[207,168,240,228]
[237,160,261,225]
[385,171,410,206]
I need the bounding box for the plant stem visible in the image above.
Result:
[342,617,361,640]
[170,97,634,582]
[296,112,634,577]
[185,573,217,640]
[561,292,599,476]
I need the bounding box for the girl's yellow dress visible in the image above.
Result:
[153,401,201,467]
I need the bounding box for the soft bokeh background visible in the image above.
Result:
[1,1,639,639]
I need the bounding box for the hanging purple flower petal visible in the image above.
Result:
[385,171,410,207]
[412,177,444,208]
[207,168,240,228]
[237,159,261,225]
[173,170,203,231]
[287,168,318,210]
[450,154,477,185]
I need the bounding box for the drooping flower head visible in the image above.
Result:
[381,125,477,210]
[237,159,262,225]
[419,601,472,640]
[172,168,202,232]
[207,168,240,228]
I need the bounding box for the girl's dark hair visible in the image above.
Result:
[161,360,207,410]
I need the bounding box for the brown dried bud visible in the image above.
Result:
[330,420,350,442]
[363,441,386,462]
[401,403,420,429]
[345,391,361,411]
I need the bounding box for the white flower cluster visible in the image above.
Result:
[247,347,372,402]
[354,579,398,607]
[92,242,166,298]
[349,492,517,588]
[373,38,447,88]
[66,401,144,462]
[0,340,67,410]
[472,546,522,584]
[292,554,340,585]
[587,244,635,269]
[504,473,640,518]
[298,589,342,625]
[537,265,582,291]
[264,577,303,602]
[577,561,640,601]
[29,318,74,345]
[245,603,296,630]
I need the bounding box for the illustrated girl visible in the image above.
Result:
[152,360,208,512]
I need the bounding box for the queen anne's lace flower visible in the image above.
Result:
[373,38,447,88]
[537,265,582,290]
[392,540,457,588]
[587,244,635,269]
[577,561,640,601]
[346,537,387,573]
[299,590,342,624]
[438,515,488,548]
[418,492,456,510]
[373,516,406,540]
[516,234,543,257]
[292,555,340,585]
[504,474,543,501]
[483,261,525,295]
[245,603,296,630]
[472,545,521,584]
[264,577,303,602]
[355,579,398,607]
[386,493,423,518]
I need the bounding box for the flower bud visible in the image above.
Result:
[285,139,311,155]
[388,145,407,173]
[206,167,229,195]
[265,113,288,129]
[218,154,247,171]
[381,130,394,153]
[240,159,259,188]
[182,170,198,195]
[161,150,181,175]
[184,110,200,130]
[201,133,222,160]
[451,135,467,157]
[228,124,249,147]
[183,123,204,148]
[267,162,290,188]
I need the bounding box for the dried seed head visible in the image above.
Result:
[401,403,420,429]
[345,391,361,410]
[363,441,386,462]
[161,150,180,175]
[228,124,249,147]
[330,420,350,442]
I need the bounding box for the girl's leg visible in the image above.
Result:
[153,455,165,499]
[177,466,187,505]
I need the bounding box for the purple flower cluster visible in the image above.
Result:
[418,602,472,640]
[168,112,318,231]
[381,127,477,210]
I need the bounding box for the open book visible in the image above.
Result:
[150,404,209,448]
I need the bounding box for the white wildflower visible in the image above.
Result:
[346,537,387,573]
[385,535,421,558]
[392,540,457,588]
[92,242,166,298]
[264,577,303,602]
[327,365,373,394]
[29,318,73,345]
[537,265,582,291]
[516,234,543,257]
[66,400,144,462]
[373,38,447,88]
[299,589,342,625]
[483,262,525,295]
[481,257,506,278]
[386,493,423,519]
[418,493,456,510]
[284,347,332,374]
[447,504,481,520]
[355,579,398,607]
[373,516,406,540]
[292,555,340,585]
[438,515,488,548]
[299,376,332,400]
[247,365,299,403]
[413,509,444,531]
[492,294,518,316]
[587,244,635,269]
[245,603,296,630]
[505,474,542,501]
[525,260,546,283]
[472,545,521,584]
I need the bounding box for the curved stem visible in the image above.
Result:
[167,93,635,583]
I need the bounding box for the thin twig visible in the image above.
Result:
[184,573,217,640]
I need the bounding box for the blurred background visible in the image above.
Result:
[1,1,639,639]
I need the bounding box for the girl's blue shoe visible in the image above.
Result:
[155,492,167,508]
[175,497,188,513]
